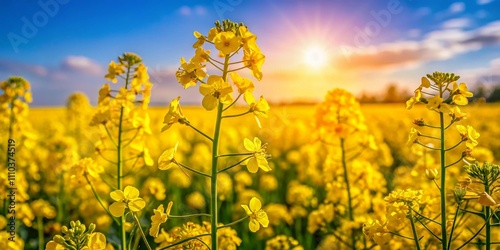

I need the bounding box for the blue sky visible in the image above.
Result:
[1,0,500,105]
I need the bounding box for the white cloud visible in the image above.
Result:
[449,2,465,13]
[178,6,191,16]
[178,5,207,16]
[476,10,488,18]
[407,29,421,38]
[336,20,500,71]
[442,18,470,29]
[61,56,102,76]
[415,7,431,17]
[477,0,493,5]
[194,6,207,15]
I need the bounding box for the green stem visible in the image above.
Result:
[169,213,211,218]
[390,231,417,240]
[485,182,491,250]
[186,122,213,141]
[409,206,441,225]
[445,156,464,168]
[217,215,249,229]
[439,111,447,250]
[158,233,211,250]
[37,216,44,250]
[222,93,242,112]
[456,213,494,250]
[132,213,153,250]
[210,54,230,250]
[447,203,461,250]
[414,216,442,241]
[445,139,465,152]
[221,110,251,119]
[85,175,120,225]
[117,64,131,250]
[416,141,441,150]
[177,162,211,178]
[419,134,441,140]
[208,58,224,71]
[444,120,455,130]
[227,66,248,72]
[409,209,421,250]
[104,125,118,147]
[217,156,252,173]
[340,138,355,250]
[423,122,440,129]
[217,152,253,158]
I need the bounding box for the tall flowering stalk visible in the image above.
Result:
[313,89,381,249]
[405,72,479,249]
[364,72,485,249]
[89,53,153,250]
[459,162,500,249]
[0,77,32,248]
[157,19,270,249]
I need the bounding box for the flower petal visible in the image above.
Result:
[241,204,252,216]
[249,219,260,232]
[249,197,262,211]
[257,210,269,227]
[202,95,218,111]
[129,198,146,212]
[110,190,125,201]
[109,202,126,217]
[199,83,213,96]
[247,157,259,173]
[243,138,255,151]
[124,186,140,199]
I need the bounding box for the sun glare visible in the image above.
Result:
[303,46,328,70]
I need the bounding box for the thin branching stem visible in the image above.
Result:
[186,122,213,141]
[177,162,211,178]
[217,156,252,173]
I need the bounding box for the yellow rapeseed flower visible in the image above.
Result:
[82,232,107,250]
[214,31,242,55]
[406,89,422,110]
[243,49,265,80]
[104,61,125,83]
[244,137,271,173]
[149,202,172,237]
[241,197,269,232]
[452,82,473,105]
[407,128,419,146]
[245,94,270,128]
[456,125,480,149]
[199,75,233,110]
[158,142,179,170]
[161,97,187,132]
[230,72,254,95]
[109,186,146,217]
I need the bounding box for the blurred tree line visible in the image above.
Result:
[359,83,500,103]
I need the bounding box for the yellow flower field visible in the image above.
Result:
[1,101,499,249]
[1,19,500,250]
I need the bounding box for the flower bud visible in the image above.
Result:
[79,224,86,234]
[53,235,66,244]
[413,118,425,126]
[425,169,438,180]
[61,226,69,234]
[454,186,467,203]
[88,223,96,233]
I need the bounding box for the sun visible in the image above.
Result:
[303,46,329,70]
